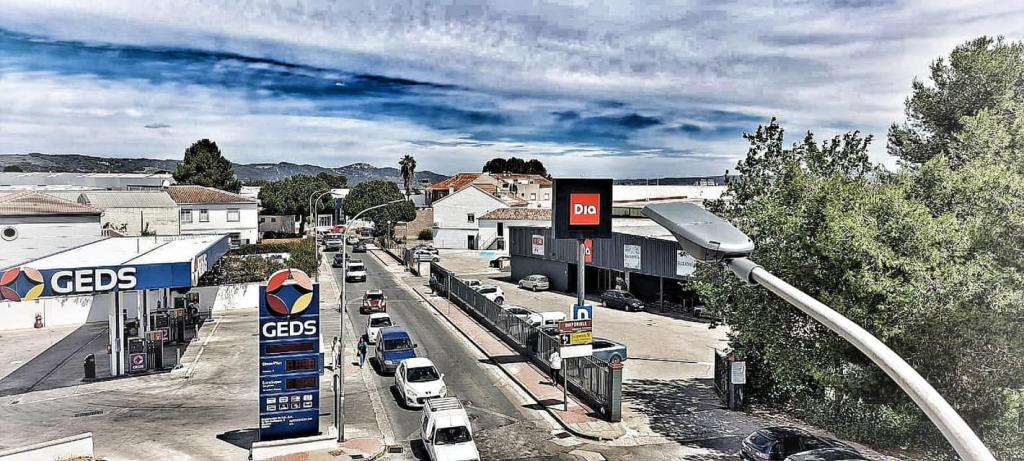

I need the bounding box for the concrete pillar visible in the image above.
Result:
[607,361,623,422]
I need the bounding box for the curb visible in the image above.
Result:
[364,249,616,442]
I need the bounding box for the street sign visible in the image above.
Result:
[558,319,592,334]
[569,331,593,345]
[560,344,593,358]
[731,361,747,385]
[129,352,146,372]
[572,304,593,320]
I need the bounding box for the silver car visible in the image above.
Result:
[591,338,628,364]
[518,275,549,291]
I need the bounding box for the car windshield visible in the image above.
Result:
[434,426,472,445]
[383,337,413,351]
[748,431,774,452]
[349,264,364,271]
[622,293,638,301]
[407,366,440,382]
[370,317,391,327]
[366,293,384,300]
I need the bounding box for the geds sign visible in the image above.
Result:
[552,178,613,240]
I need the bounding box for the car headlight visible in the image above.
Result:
[439,385,447,395]
[384,360,394,365]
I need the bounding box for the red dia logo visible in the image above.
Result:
[569,193,601,226]
[0,267,45,302]
[265,269,314,316]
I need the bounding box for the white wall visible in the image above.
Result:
[0,216,102,269]
[0,432,93,461]
[195,283,260,311]
[432,187,508,249]
[101,207,179,236]
[0,293,111,331]
[179,203,259,244]
[478,218,547,250]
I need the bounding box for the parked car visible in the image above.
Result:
[353,242,368,253]
[360,289,388,314]
[374,326,417,374]
[395,357,447,408]
[366,312,393,343]
[477,285,505,305]
[464,279,483,290]
[346,235,361,245]
[600,290,645,312]
[489,255,510,268]
[346,260,367,282]
[414,245,439,255]
[741,427,838,461]
[332,253,348,267]
[784,448,866,461]
[591,338,628,364]
[420,397,480,461]
[501,304,532,320]
[527,311,566,327]
[518,275,549,291]
[414,250,439,262]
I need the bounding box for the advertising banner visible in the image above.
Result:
[623,245,642,270]
[676,251,697,277]
[531,235,545,256]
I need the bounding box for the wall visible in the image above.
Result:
[180,203,259,244]
[432,187,507,248]
[0,293,111,331]
[477,219,546,251]
[511,255,570,291]
[0,215,102,270]
[0,432,93,461]
[194,283,260,311]
[101,207,179,236]
[398,208,433,240]
[259,215,297,235]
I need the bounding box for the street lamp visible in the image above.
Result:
[641,202,995,461]
[311,190,335,278]
[335,197,407,443]
[307,189,330,235]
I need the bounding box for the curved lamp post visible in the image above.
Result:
[641,202,995,461]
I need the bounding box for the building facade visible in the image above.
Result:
[0,192,104,270]
[167,186,259,247]
[258,215,298,236]
[51,191,180,236]
[477,208,550,251]
[431,186,511,249]
[0,172,175,190]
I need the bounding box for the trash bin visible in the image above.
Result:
[83,354,96,381]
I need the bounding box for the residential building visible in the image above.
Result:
[167,185,259,247]
[259,214,298,237]
[0,172,174,190]
[50,190,179,236]
[239,186,261,201]
[0,191,104,270]
[477,208,550,251]
[425,172,551,207]
[432,185,519,249]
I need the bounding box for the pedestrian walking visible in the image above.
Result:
[357,336,368,368]
[549,350,562,384]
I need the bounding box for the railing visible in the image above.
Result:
[430,262,622,421]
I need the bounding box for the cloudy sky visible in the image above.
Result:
[1,1,1023,178]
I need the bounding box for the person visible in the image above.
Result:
[357,336,368,368]
[549,349,562,385]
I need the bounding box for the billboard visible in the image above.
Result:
[552,178,613,240]
[258,268,321,441]
[0,264,194,301]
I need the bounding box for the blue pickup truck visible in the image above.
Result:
[375,326,418,374]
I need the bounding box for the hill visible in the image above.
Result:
[0,153,447,186]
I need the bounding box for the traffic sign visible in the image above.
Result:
[129,353,146,372]
[558,319,592,334]
[572,304,592,320]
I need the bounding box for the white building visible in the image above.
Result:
[477,208,551,252]
[50,190,180,236]
[432,185,522,249]
[0,172,174,190]
[167,185,259,247]
[0,192,104,269]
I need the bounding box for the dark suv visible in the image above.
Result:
[741,427,838,461]
[600,290,645,312]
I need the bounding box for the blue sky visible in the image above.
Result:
[1,1,1023,178]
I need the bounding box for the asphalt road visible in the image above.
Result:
[328,249,554,460]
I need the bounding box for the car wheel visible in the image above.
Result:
[495,297,504,305]
[610,355,622,364]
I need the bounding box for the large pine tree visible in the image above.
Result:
[173,139,242,193]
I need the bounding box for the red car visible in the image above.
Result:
[360,290,387,314]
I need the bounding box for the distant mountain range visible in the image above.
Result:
[0,153,448,186]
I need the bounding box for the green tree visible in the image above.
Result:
[173,139,242,193]
[258,174,347,234]
[342,180,415,239]
[2,165,24,172]
[482,157,547,176]
[888,36,1024,166]
[399,155,417,199]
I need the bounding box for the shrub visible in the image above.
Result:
[417,229,433,240]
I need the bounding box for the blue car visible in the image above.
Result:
[375,326,418,374]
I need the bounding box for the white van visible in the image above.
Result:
[526,311,567,327]
[420,397,480,461]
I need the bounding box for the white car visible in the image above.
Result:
[476,285,505,305]
[366,313,393,343]
[464,279,482,290]
[395,357,447,408]
[421,398,480,461]
[518,275,549,291]
[346,260,367,282]
[527,311,567,327]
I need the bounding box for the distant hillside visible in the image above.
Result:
[614,175,735,186]
[0,153,448,186]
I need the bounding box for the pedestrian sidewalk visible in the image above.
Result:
[312,261,389,460]
[370,249,626,441]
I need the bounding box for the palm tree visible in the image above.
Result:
[399,155,417,200]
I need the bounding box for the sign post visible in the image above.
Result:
[258,269,322,441]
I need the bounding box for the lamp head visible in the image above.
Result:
[641,202,754,262]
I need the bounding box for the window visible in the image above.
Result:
[227,208,240,222]
[199,209,209,223]
[530,193,537,200]
[1,226,17,241]
[259,217,265,223]
[466,213,475,223]
[228,232,241,248]
[544,192,550,200]
[270,217,277,223]
[180,209,193,223]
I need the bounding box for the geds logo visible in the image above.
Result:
[262,268,317,338]
[0,267,45,302]
[569,193,601,226]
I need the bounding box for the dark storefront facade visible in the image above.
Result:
[509,226,699,306]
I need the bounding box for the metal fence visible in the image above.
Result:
[713,349,745,410]
[430,262,621,421]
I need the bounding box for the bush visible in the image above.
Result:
[198,255,285,285]
[285,238,319,276]
[417,229,433,240]
[234,242,293,255]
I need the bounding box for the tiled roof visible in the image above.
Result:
[500,195,530,206]
[480,207,552,221]
[493,174,552,185]
[0,191,102,216]
[476,184,498,195]
[49,191,178,209]
[426,173,479,191]
[166,185,257,205]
